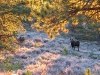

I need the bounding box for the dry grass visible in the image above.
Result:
[34,42,44,47]
[0,71,15,75]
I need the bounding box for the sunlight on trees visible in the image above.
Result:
[28,0,100,39]
[0,0,30,50]
[0,0,100,49]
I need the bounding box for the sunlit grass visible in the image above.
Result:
[34,42,44,47]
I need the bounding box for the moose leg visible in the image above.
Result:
[78,46,79,51]
[73,47,75,50]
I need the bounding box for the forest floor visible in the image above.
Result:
[0,31,100,75]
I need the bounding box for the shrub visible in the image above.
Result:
[83,68,94,75]
[62,47,68,55]
[89,52,94,58]
[25,70,32,75]
[0,56,22,71]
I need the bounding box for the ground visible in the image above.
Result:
[0,31,100,75]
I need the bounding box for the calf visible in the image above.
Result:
[17,36,25,43]
[70,38,80,51]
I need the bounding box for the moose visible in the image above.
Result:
[70,38,80,51]
[17,36,25,43]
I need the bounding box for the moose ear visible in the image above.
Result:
[70,38,74,41]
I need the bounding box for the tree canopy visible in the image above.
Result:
[29,0,100,39]
[0,0,100,49]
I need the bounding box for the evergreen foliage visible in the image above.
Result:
[0,0,100,49]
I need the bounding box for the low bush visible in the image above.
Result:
[62,47,69,55]
[83,68,93,75]
[0,56,22,71]
[25,70,32,75]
